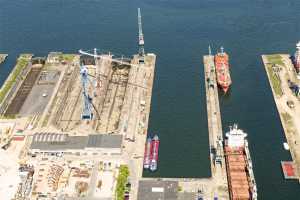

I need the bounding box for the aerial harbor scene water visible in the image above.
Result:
[0,0,300,199]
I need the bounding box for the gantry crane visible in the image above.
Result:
[77,8,148,120]
[80,64,93,120]
[138,8,145,63]
[78,49,142,120]
[79,49,140,68]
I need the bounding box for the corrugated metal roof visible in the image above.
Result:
[87,135,122,148]
[30,134,87,151]
[30,133,122,151]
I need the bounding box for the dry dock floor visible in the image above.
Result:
[262,54,300,182]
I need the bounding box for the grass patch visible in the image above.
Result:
[60,54,76,62]
[266,64,283,96]
[282,112,292,124]
[115,165,129,200]
[266,54,285,66]
[282,112,294,132]
[0,54,32,104]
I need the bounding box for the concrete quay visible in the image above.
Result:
[262,54,300,182]
[123,54,156,200]
[203,55,229,199]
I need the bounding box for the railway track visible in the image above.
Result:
[64,86,82,131]
[96,68,121,132]
[107,70,129,132]
[5,66,42,116]
[95,66,129,132]
[52,65,79,128]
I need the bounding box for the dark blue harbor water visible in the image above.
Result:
[1,0,300,199]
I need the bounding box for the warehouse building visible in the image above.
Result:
[29,133,122,156]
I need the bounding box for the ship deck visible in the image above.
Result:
[281,161,298,179]
[225,146,251,200]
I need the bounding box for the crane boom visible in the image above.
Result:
[79,49,140,68]
[138,8,145,57]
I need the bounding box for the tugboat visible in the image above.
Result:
[214,47,232,93]
[224,124,257,200]
[149,135,160,172]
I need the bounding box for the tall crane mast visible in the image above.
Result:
[138,8,145,61]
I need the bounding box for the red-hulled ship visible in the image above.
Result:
[224,124,257,200]
[143,137,152,169]
[214,47,232,93]
[149,135,160,172]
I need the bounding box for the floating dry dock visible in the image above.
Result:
[262,54,300,182]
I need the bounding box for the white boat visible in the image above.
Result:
[283,142,290,150]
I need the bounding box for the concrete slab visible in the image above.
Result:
[19,71,60,116]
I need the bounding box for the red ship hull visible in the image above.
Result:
[143,138,152,169]
[149,135,160,171]
[214,49,232,93]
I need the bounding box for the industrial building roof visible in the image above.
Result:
[137,180,179,200]
[30,133,122,151]
[87,134,122,148]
